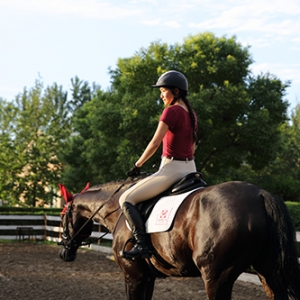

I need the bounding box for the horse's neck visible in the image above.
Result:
[99,191,122,222]
[74,181,134,232]
[80,183,128,232]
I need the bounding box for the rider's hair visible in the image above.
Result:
[170,87,198,143]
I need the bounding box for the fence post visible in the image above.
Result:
[98,223,101,246]
[43,214,47,241]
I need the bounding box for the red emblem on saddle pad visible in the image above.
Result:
[156,209,173,225]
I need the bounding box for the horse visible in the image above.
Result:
[58,175,300,300]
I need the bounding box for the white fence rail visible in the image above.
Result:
[0,214,113,253]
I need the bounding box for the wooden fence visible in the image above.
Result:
[1,214,300,255]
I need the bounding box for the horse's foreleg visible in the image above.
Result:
[124,274,155,300]
[145,276,155,300]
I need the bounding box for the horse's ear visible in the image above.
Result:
[59,183,73,203]
[81,182,90,193]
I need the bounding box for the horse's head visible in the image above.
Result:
[58,183,93,262]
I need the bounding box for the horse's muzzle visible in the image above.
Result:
[59,247,77,262]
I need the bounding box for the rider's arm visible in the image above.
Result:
[135,121,168,168]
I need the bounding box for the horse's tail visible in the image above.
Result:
[262,190,300,299]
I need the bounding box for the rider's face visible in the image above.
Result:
[159,87,174,106]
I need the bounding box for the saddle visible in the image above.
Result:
[137,172,207,220]
[120,172,207,260]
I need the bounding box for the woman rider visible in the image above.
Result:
[119,70,198,259]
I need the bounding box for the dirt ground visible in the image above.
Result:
[0,242,267,300]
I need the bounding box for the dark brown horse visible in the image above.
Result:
[58,177,300,300]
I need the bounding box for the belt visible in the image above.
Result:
[165,156,194,161]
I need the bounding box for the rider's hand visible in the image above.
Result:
[126,164,141,178]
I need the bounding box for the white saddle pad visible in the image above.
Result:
[144,188,201,233]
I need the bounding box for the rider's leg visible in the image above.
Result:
[120,158,196,206]
[119,158,196,259]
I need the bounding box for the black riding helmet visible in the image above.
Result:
[152,70,188,92]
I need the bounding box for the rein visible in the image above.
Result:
[80,231,109,247]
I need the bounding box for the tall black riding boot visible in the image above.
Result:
[121,202,152,259]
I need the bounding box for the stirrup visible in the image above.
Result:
[119,237,135,260]
[119,238,152,260]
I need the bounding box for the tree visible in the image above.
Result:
[58,77,103,192]
[0,80,74,206]
[251,104,300,201]
[191,73,289,179]
[0,99,20,204]
[65,32,288,188]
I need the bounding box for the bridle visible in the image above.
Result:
[58,178,131,250]
[58,199,109,250]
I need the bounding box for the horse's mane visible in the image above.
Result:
[86,179,132,193]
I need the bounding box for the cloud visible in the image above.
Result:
[241,37,271,49]
[141,18,181,28]
[1,0,143,19]
[163,21,181,28]
[251,61,300,109]
[187,0,300,37]
[251,62,300,84]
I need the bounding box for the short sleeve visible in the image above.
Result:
[160,107,178,130]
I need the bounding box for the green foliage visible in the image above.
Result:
[59,32,292,194]
[0,99,19,203]
[11,81,69,206]
[0,206,61,215]
[1,32,298,203]
[0,78,91,206]
[0,76,100,203]
[180,32,252,90]
[286,202,300,231]
[225,104,300,201]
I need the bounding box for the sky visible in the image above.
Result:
[1,0,300,115]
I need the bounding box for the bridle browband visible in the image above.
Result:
[58,177,131,249]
